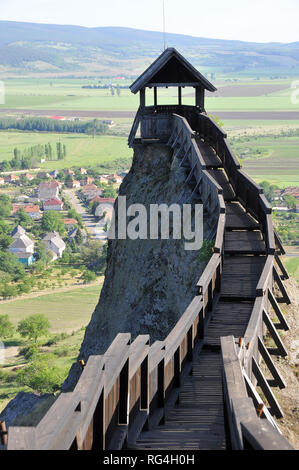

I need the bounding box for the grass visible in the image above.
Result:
[1,77,297,112]
[0,284,101,333]
[0,131,133,170]
[284,258,299,282]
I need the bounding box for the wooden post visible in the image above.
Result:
[195,87,204,111]
[154,87,157,109]
[174,346,181,388]
[187,325,193,361]
[91,389,105,450]
[157,358,165,408]
[178,86,182,106]
[252,357,283,418]
[140,356,149,411]
[119,359,129,425]
[140,88,145,108]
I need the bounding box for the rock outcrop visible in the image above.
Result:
[63,143,214,391]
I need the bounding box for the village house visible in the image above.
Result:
[38,181,60,201]
[24,173,34,181]
[42,232,66,260]
[9,233,35,266]
[50,170,59,179]
[43,198,63,211]
[72,180,81,189]
[81,176,94,186]
[65,169,75,176]
[0,177,5,185]
[63,218,77,228]
[10,225,26,238]
[99,176,110,185]
[5,174,20,184]
[81,184,102,200]
[79,168,87,175]
[37,171,51,180]
[12,204,41,219]
[107,173,123,184]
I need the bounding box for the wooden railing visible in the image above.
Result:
[6,108,292,450]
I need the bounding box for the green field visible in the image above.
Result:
[237,136,299,187]
[284,257,299,282]
[0,285,101,333]
[0,131,132,170]
[1,78,297,112]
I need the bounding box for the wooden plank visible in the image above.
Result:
[257,337,286,389]
[36,392,82,450]
[243,371,280,430]
[268,289,289,331]
[7,427,37,450]
[129,335,150,379]
[256,255,273,296]
[104,333,131,395]
[273,267,291,304]
[73,355,105,449]
[262,310,287,357]
[275,254,289,280]
[251,357,283,418]
[241,420,294,450]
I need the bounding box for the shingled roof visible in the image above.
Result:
[130,47,216,94]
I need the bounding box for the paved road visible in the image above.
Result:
[64,189,107,241]
[2,108,299,120]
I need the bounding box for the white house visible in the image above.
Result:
[43,198,63,211]
[42,232,66,259]
[9,234,34,255]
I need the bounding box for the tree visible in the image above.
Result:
[65,173,73,188]
[0,251,25,281]
[15,207,31,227]
[283,194,297,210]
[102,185,117,198]
[81,269,97,284]
[0,284,18,299]
[41,211,65,235]
[80,240,107,272]
[35,240,51,266]
[0,315,15,339]
[17,314,50,343]
[17,355,66,394]
[0,195,12,217]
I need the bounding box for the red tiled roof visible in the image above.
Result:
[44,198,63,206]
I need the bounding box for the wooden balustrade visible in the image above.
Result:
[7,107,292,451]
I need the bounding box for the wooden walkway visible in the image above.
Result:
[131,136,268,450]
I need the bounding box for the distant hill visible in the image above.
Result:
[1,21,299,77]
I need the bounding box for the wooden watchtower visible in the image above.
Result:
[129,47,216,146]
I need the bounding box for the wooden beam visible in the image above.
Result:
[273,267,291,304]
[178,86,182,106]
[154,87,157,107]
[258,337,286,389]
[268,289,289,331]
[275,254,289,280]
[262,310,287,357]
[252,357,283,418]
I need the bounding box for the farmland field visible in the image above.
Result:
[0,131,132,170]
[0,78,298,112]
[0,284,101,333]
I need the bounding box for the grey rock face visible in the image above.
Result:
[63,143,213,391]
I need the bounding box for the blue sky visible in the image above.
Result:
[1,0,298,43]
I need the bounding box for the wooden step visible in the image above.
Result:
[207,169,236,200]
[221,256,265,299]
[195,138,223,168]
[225,202,259,230]
[225,230,266,254]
